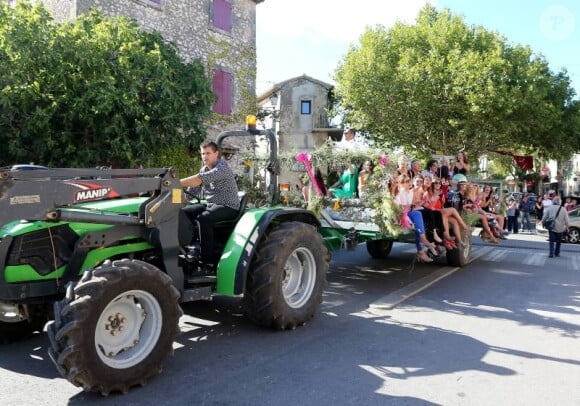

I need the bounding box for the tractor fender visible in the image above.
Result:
[215,207,320,296]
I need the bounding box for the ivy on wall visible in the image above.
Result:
[207,34,258,127]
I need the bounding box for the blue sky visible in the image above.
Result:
[256,0,579,97]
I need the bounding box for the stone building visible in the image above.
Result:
[257,74,343,188]
[39,0,263,134]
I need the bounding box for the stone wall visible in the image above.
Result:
[38,0,74,21]
[40,0,259,133]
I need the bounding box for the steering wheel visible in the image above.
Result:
[184,187,201,204]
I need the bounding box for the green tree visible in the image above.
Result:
[0,1,214,167]
[335,4,580,161]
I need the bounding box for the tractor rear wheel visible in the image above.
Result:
[47,259,182,395]
[244,222,328,330]
[366,239,394,259]
[446,232,472,267]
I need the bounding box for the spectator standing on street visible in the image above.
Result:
[519,194,533,233]
[542,193,554,207]
[506,197,519,233]
[535,198,544,229]
[542,196,570,258]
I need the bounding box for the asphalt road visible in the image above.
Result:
[0,233,579,406]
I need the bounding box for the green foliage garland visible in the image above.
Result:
[363,164,406,237]
[461,210,480,228]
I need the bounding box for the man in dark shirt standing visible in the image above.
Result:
[519,194,533,233]
[181,140,240,267]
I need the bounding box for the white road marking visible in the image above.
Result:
[482,249,509,262]
[368,247,493,311]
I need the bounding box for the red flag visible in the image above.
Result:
[489,150,533,170]
[513,155,533,170]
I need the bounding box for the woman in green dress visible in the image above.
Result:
[328,164,359,199]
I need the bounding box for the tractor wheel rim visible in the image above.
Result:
[95,289,162,369]
[282,247,317,309]
[462,233,471,258]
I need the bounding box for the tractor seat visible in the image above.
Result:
[214,192,249,228]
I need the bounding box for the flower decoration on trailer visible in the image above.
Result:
[378,154,389,168]
[295,152,325,196]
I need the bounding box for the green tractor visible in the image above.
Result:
[0,119,473,395]
[0,123,329,394]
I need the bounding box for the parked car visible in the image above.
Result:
[9,164,49,171]
[564,207,580,244]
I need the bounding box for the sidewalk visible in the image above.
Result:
[471,225,580,253]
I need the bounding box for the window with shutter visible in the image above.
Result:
[212,0,232,32]
[212,69,233,115]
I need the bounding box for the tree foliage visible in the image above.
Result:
[0,1,214,167]
[335,4,580,161]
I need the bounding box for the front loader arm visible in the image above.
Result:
[0,166,185,291]
[0,167,181,226]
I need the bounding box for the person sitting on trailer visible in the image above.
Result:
[328,163,359,199]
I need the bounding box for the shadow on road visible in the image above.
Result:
[3,242,576,404]
[434,259,580,339]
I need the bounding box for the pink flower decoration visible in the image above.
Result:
[379,154,389,168]
[295,152,324,196]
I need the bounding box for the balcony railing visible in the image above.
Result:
[312,110,339,131]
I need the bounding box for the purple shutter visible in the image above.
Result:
[212,69,232,115]
[213,0,232,32]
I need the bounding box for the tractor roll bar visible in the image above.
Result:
[215,129,279,206]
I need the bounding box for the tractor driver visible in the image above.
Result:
[181,140,240,268]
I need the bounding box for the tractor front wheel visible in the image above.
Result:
[244,222,328,330]
[47,259,182,395]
